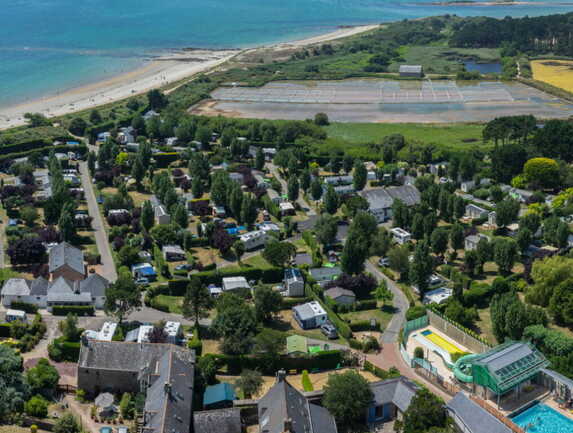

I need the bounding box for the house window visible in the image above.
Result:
[375,405,384,419]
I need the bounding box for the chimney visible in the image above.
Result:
[277,369,287,383]
[283,418,293,433]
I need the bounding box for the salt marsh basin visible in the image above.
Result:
[192,79,573,123]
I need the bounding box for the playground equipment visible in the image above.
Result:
[421,330,464,355]
[453,353,480,383]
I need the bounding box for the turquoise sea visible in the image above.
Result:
[1,0,572,108]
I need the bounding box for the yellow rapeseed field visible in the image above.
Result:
[531,60,573,93]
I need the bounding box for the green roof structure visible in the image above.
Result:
[286,335,308,355]
[470,341,549,394]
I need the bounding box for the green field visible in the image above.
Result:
[320,122,487,158]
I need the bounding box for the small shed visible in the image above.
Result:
[222,277,251,292]
[399,65,423,78]
[203,383,236,410]
[324,287,356,306]
[286,335,308,356]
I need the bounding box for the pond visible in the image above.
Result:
[464,60,502,74]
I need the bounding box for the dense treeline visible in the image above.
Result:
[450,13,573,56]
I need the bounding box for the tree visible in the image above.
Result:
[476,237,492,273]
[464,250,479,277]
[255,147,265,170]
[549,281,573,327]
[141,201,154,232]
[314,214,338,248]
[89,109,102,124]
[236,370,263,399]
[239,195,257,228]
[287,176,299,202]
[493,238,517,274]
[392,199,409,228]
[7,237,46,265]
[410,241,433,295]
[263,241,296,267]
[299,169,311,192]
[516,228,532,254]
[254,329,286,358]
[117,245,140,267]
[150,224,178,246]
[59,313,80,341]
[25,396,48,418]
[131,155,146,188]
[400,389,447,433]
[311,178,323,201]
[181,277,213,325]
[195,126,212,146]
[314,112,329,126]
[147,89,167,111]
[450,224,464,250]
[213,301,257,354]
[430,228,448,257]
[54,413,81,433]
[343,155,353,174]
[24,112,51,127]
[353,159,367,191]
[373,281,393,307]
[26,358,59,398]
[388,246,410,281]
[173,204,188,229]
[445,299,478,328]
[323,185,339,214]
[322,370,374,425]
[192,177,203,199]
[411,213,425,240]
[58,209,76,243]
[341,233,366,275]
[197,355,218,386]
[20,206,38,227]
[254,285,283,322]
[524,157,560,189]
[104,268,141,323]
[233,240,245,264]
[68,117,87,136]
[119,393,133,420]
[495,198,520,228]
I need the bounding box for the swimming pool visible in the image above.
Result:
[421,330,464,355]
[512,403,573,433]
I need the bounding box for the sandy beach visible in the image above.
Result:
[0,24,378,130]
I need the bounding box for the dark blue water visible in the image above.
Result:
[1,0,572,107]
[464,60,503,74]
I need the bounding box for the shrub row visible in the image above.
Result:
[355,299,377,311]
[48,337,81,362]
[405,305,427,321]
[463,282,493,308]
[363,361,401,380]
[349,320,380,332]
[0,144,88,163]
[210,350,343,375]
[51,305,95,316]
[188,326,203,357]
[10,301,39,314]
[281,297,312,309]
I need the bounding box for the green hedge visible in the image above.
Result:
[10,301,38,314]
[154,152,179,168]
[0,144,88,163]
[188,327,203,357]
[349,339,363,351]
[211,350,343,375]
[0,323,11,337]
[364,361,401,380]
[51,305,94,316]
[349,320,380,332]
[281,297,312,309]
[355,299,377,311]
[463,282,493,308]
[405,305,427,321]
[0,137,69,155]
[301,370,314,392]
[48,337,81,362]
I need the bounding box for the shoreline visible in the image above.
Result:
[0,24,379,131]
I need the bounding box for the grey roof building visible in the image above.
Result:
[47,277,92,304]
[49,242,85,278]
[360,185,421,223]
[370,377,417,414]
[79,273,110,298]
[309,267,342,286]
[399,65,423,77]
[142,349,194,433]
[446,393,512,433]
[258,371,337,433]
[193,408,242,433]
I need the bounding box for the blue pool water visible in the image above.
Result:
[1,0,573,107]
[421,330,432,336]
[512,403,573,433]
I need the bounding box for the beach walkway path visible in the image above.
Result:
[79,160,117,283]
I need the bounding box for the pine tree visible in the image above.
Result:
[323,185,339,214]
[353,159,367,191]
[311,179,323,201]
[287,176,299,202]
[141,201,154,232]
[255,147,265,170]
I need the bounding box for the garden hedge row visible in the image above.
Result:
[10,301,39,314]
[364,361,401,380]
[51,305,95,316]
[210,350,343,375]
[48,337,81,362]
[349,320,380,332]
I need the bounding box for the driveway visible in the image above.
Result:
[79,161,117,282]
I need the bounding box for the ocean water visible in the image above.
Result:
[1,0,572,107]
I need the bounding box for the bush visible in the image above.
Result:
[51,305,94,316]
[48,337,80,362]
[301,370,314,391]
[349,320,379,332]
[348,339,364,351]
[463,282,493,308]
[355,299,377,311]
[414,346,424,359]
[10,301,38,314]
[25,395,49,418]
[364,361,401,380]
[406,305,427,321]
[363,337,380,353]
[0,323,11,337]
[188,329,203,357]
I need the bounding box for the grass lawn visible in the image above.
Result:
[322,122,486,157]
[240,254,272,269]
[154,295,183,314]
[475,306,497,345]
[341,305,395,331]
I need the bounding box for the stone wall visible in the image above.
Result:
[78,367,140,397]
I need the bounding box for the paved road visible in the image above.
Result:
[365,260,409,344]
[79,161,117,282]
[267,162,317,216]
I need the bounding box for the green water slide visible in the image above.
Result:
[453,353,479,383]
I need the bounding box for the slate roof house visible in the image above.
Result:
[367,377,418,424]
[194,408,242,433]
[258,370,337,433]
[446,392,512,433]
[283,268,305,297]
[360,185,421,223]
[292,301,327,330]
[324,287,356,306]
[49,242,85,281]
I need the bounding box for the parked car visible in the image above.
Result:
[175,264,192,271]
[135,277,149,286]
[320,322,338,339]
